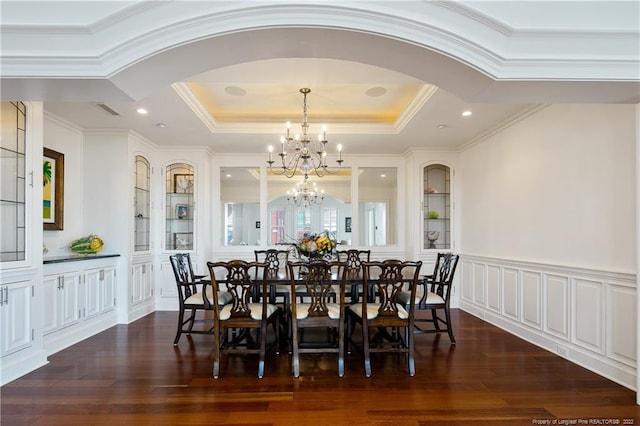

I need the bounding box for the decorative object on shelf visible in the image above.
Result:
[173,174,193,193]
[287,176,324,207]
[294,231,337,261]
[426,187,438,193]
[43,147,65,230]
[267,88,344,179]
[69,234,104,254]
[427,210,440,219]
[176,204,188,219]
[427,231,440,249]
[173,232,193,250]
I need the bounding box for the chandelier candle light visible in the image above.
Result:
[267,88,343,179]
[287,176,324,208]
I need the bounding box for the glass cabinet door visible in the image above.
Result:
[165,163,194,251]
[0,102,26,262]
[423,164,450,250]
[133,155,150,252]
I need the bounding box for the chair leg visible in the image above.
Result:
[407,325,415,377]
[187,308,197,332]
[362,323,372,378]
[431,309,440,330]
[292,319,300,378]
[338,321,345,377]
[444,307,456,344]
[258,322,267,379]
[173,308,184,345]
[213,324,221,379]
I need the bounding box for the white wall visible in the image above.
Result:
[459,104,638,390]
[460,104,636,272]
[42,115,85,257]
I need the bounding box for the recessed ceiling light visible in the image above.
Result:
[225,174,231,178]
[461,110,472,117]
[136,108,148,115]
[365,87,387,97]
[437,124,447,129]
[156,123,166,128]
[380,172,387,178]
[225,86,246,96]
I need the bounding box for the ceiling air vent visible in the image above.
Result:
[94,103,121,116]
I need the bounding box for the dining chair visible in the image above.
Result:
[401,253,459,344]
[206,260,281,379]
[347,259,422,377]
[254,249,290,306]
[169,253,232,345]
[336,249,370,302]
[287,260,348,377]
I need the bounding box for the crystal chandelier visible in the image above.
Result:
[287,177,324,208]
[267,88,343,179]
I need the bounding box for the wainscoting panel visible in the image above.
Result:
[572,277,603,354]
[502,267,520,321]
[607,281,637,367]
[461,260,474,302]
[522,270,542,330]
[459,255,637,390]
[473,263,486,307]
[544,274,569,340]
[487,264,501,313]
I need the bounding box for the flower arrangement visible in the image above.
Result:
[296,231,337,260]
[70,234,104,254]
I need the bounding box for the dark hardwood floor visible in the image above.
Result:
[2,309,638,425]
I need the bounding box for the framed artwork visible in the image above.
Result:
[176,204,188,219]
[345,217,352,233]
[173,173,194,193]
[43,148,64,230]
[173,232,193,250]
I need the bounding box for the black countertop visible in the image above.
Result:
[43,253,121,264]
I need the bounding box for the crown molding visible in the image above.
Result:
[1,2,637,83]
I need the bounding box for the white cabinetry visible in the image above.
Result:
[84,266,116,319]
[0,280,33,357]
[42,271,80,335]
[42,256,119,354]
[132,262,153,305]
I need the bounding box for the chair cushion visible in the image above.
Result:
[185,289,232,306]
[348,303,408,320]
[398,290,444,305]
[295,303,341,320]
[219,303,278,320]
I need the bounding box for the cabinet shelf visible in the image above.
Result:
[423,164,451,250]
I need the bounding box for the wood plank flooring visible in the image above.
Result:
[2,309,638,425]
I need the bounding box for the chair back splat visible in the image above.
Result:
[347,259,422,377]
[288,260,347,377]
[336,249,370,302]
[206,260,281,379]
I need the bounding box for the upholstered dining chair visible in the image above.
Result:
[347,259,422,377]
[336,249,370,302]
[287,260,348,377]
[206,260,281,379]
[401,253,459,344]
[169,253,232,345]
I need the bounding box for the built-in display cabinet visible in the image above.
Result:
[165,163,195,251]
[423,164,451,250]
[134,155,151,252]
